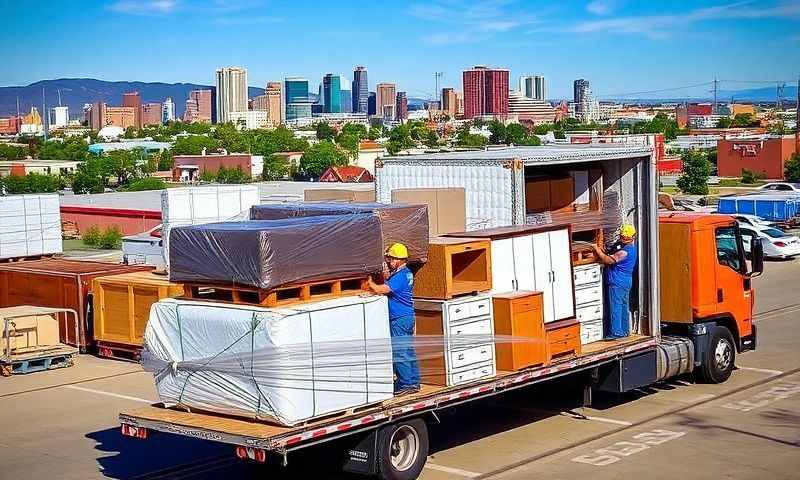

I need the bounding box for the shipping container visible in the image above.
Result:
[0,259,152,349]
[717,194,800,222]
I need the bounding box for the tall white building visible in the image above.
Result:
[50,106,69,128]
[216,67,249,124]
[519,75,547,101]
[162,97,175,123]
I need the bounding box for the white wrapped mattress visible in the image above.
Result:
[142,295,394,426]
[0,194,62,259]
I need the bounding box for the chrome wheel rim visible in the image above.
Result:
[390,425,419,471]
[714,338,733,372]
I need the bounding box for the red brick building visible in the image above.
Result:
[717,136,797,179]
[462,66,509,119]
[140,103,163,126]
[0,116,21,134]
[172,152,262,182]
[122,91,142,128]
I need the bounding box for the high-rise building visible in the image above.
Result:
[462,66,509,119]
[252,94,269,111]
[376,83,396,119]
[50,106,69,128]
[574,79,590,104]
[162,97,175,123]
[265,82,283,125]
[322,74,342,113]
[340,88,352,113]
[367,92,376,116]
[88,102,136,130]
[285,77,312,120]
[140,103,162,126]
[216,67,248,124]
[183,89,213,123]
[352,66,369,114]
[519,75,547,101]
[122,91,141,128]
[395,92,408,121]
[441,88,459,117]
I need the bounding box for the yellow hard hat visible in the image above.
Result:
[386,243,409,259]
[620,224,637,238]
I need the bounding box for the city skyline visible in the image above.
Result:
[3,1,799,100]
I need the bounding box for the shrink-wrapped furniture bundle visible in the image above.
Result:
[168,214,384,289]
[142,296,394,426]
[250,202,430,263]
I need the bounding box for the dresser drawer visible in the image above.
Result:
[576,303,603,323]
[580,319,604,345]
[469,298,492,318]
[447,302,473,322]
[549,336,581,357]
[449,362,495,386]
[449,318,493,337]
[575,285,603,306]
[449,343,494,370]
[547,323,580,343]
[573,263,602,286]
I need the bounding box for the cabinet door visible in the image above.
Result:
[512,235,535,291]
[531,232,554,322]
[525,179,551,213]
[550,177,575,211]
[548,229,576,321]
[490,238,516,293]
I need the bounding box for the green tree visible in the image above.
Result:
[104,150,139,186]
[72,157,107,194]
[716,117,733,128]
[39,137,90,161]
[172,135,219,155]
[676,150,712,195]
[315,122,336,141]
[341,122,368,139]
[423,129,439,148]
[215,165,251,184]
[455,127,488,147]
[25,172,62,192]
[213,122,249,152]
[336,133,360,160]
[157,150,174,171]
[299,140,348,178]
[732,113,758,127]
[368,123,384,140]
[262,154,291,180]
[504,123,527,145]
[488,120,506,144]
[785,153,800,182]
[0,144,27,160]
[123,126,138,139]
[199,169,216,182]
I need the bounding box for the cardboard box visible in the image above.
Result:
[5,314,60,353]
[304,189,376,202]
[391,188,466,237]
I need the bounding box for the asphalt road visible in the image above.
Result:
[1,259,798,480]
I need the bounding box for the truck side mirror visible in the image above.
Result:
[749,237,764,277]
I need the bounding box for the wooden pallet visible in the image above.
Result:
[181,277,370,307]
[96,341,142,363]
[1,344,77,376]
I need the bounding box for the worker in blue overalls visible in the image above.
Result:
[592,224,638,339]
[367,243,421,395]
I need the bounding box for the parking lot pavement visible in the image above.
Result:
[0,261,798,479]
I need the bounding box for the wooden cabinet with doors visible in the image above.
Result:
[492,291,546,371]
[447,225,575,324]
[412,237,492,300]
[525,176,575,213]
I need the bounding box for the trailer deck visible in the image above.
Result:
[120,334,656,452]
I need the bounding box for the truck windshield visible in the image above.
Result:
[715,227,742,272]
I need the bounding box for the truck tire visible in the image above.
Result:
[698,326,736,384]
[376,419,429,480]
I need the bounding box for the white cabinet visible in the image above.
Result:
[415,295,496,387]
[573,262,605,345]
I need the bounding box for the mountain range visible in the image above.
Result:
[1,79,795,118]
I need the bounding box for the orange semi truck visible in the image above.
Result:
[119,147,764,480]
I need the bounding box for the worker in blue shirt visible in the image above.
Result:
[592,225,638,339]
[368,243,420,395]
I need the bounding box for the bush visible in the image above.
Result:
[82,225,102,246]
[120,177,167,191]
[82,225,122,249]
[741,169,756,184]
[785,153,800,183]
[99,226,123,249]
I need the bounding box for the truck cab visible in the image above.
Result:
[658,212,763,383]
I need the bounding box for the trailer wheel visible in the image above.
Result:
[376,419,429,480]
[698,326,735,384]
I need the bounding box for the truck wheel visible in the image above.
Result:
[698,326,735,384]
[376,419,429,480]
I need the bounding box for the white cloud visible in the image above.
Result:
[408,0,539,45]
[586,0,614,16]
[107,0,177,15]
[571,1,800,39]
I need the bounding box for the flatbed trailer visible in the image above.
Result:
[120,335,659,476]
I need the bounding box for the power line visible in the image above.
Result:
[595,81,713,98]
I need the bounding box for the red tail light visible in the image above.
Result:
[773,241,786,247]
[236,446,266,463]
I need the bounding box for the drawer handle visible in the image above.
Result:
[455,330,462,335]
[454,308,462,314]
[457,353,464,360]
[481,349,487,354]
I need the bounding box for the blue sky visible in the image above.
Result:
[2,0,799,99]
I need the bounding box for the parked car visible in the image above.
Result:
[757,182,800,193]
[733,214,780,230]
[738,224,800,259]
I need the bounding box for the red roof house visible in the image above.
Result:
[319,166,374,183]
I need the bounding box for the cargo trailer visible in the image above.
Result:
[121,145,763,480]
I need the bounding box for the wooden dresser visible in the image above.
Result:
[492,291,547,371]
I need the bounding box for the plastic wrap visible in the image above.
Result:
[0,194,62,259]
[168,214,384,289]
[250,202,430,263]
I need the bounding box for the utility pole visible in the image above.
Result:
[42,87,48,141]
[712,76,718,114]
